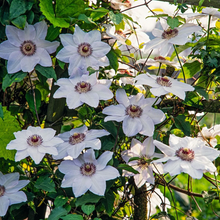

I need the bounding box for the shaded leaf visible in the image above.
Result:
[61,215,83,220]
[174,115,191,136]
[81,204,95,215]
[35,175,56,193]
[25,89,41,113]
[75,193,103,206]
[109,11,123,25]
[48,206,68,220]
[35,65,57,80]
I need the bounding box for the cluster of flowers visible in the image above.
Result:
[1,1,220,217]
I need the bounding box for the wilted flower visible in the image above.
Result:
[53,73,113,109]
[54,125,110,159]
[121,137,163,187]
[7,126,63,164]
[0,172,29,216]
[0,21,59,74]
[103,89,165,137]
[135,73,194,100]
[153,134,220,179]
[56,25,111,75]
[59,149,120,197]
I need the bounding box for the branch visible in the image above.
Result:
[158,0,220,8]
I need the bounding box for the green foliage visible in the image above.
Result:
[167,17,180,29]
[109,11,123,25]
[34,175,56,193]
[174,115,191,136]
[0,107,20,160]
[61,215,84,220]
[54,196,68,207]
[11,15,27,29]
[35,65,57,81]
[48,206,69,220]
[25,89,41,114]
[106,49,119,72]
[81,204,95,215]
[181,61,202,79]
[0,103,3,119]
[75,193,103,206]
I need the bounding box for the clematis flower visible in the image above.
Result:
[59,149,120,197]
[197,125,220,147]
[0,21,59,74]
[102,89,165,137]
[144,22,201,56]
[135,73,194,100]
[53,73,113,109]
[0,172,29,216]
[121,137,163,187]
[53,125,110,159]
[6,126,63,164]
[146,184,171,217]
[56,25,111,75]
[153,134,220,179]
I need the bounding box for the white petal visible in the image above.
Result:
[116,89,129,107]
[86,129,109,140]
[89,176,106,196]
[80,92,100,108]
[163,160,182,176]
[59,160,79,175]
[92,84,113,100]
[96,151,113,170]
[180,161,203,179]
[7,51,23,73]
[15,150,30,161]
[6,180,29,193]
[72,175,91,197]
[56,46,77,63]
[18,24,36,41]
[20,54,40,73]
[86,30,101,43]
[96,166,120,180]
[73,25,86,45]
[38,145,58,155]
[102,104,126,117]
[139,115,155,137]
[104,115,126,122]
[153,140,175,156]
[92,41,111,58]
[67,144,85,159]
[150,86,168,97]
[83,139,101,150]
[0,196,9,216]
[34,21,47,39]
[0,41,19,60]
[6,25,22,46]
[5,191,27,205]
[83,149,96,163]
[27,147,45,164]
[37,48,53,67]
[59,34,75,46]
[123,116,142,137]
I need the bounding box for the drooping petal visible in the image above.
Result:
[80,92,100,108]
[72,175,91,197]
[89,175,106,196]
[27,147,45,164]
[15,150,30,162]
[20,54,40,72]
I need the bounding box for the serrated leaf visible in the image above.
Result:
[109,11,123,25]
[106,49,119,72]
[11,15,27,29]
[61,215,83,220]
[25,89,41,113]
[35,65,57,80]
[35,175,56,192]
[75,193,103,206]
[117,164,139,174]
[9,0,33,20]
[167,16,179,29]
[48,206,68,220]
[2,72,27,91]
[54,196,68,207]
[81,204,95,215]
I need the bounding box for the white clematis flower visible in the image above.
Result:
[0,21,60,74]
[153,134,220,179]
[197,125,220,147]
[144,22,201,56]
[0,172,29,216]
[59,149,120,197]
[102,89,165,137]
[53,73,113,109]
[6,126,63,164]
[121,137,163,187]
[135,73,194,100]
[56,25,111,75]
[54,125,110,159]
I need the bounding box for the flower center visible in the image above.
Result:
[80,163,96,176]
[20,40,36,56]
[125,104,143,118]
[119,69,133,76]
[162,28,179,40]
[115,30,126,38]
[75,81,92,94]
[77,43,93,57]
[122,0,131,7]
[175,147,195,161]
[137,156,150,170]
[154,56,166,61]
[0,185,5,197]
[156,76,172,87]
[27,134,43,147]
[69,133,85,145]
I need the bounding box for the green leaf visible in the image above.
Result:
[48,207,68,220]
[39,0,69,28]
[202,190,217,203]
[106,49,119,72]
[11,15,27,29]
[174,115,191,136]
[101,190,115,214]
[2,72,27,91]
[75,193,103,206]
[78,14,97,25]
[0,107,20,160]
[0,104,3,119]
[167,16,179,29]
[194,86,209,100]
[90,7,109,21]
[181,60,202,79]
[61,214,83,220]
[54,196,68,207]
[35,65,57,80]
[9,0,33,20]
[117,164,139,174]
[100,121,118,139]
[25,89,41,113]
[81,204,95,215]
[109,11,123,25]
[46,25,60,41]
[35,175,56,192]
[170,44,190,60]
